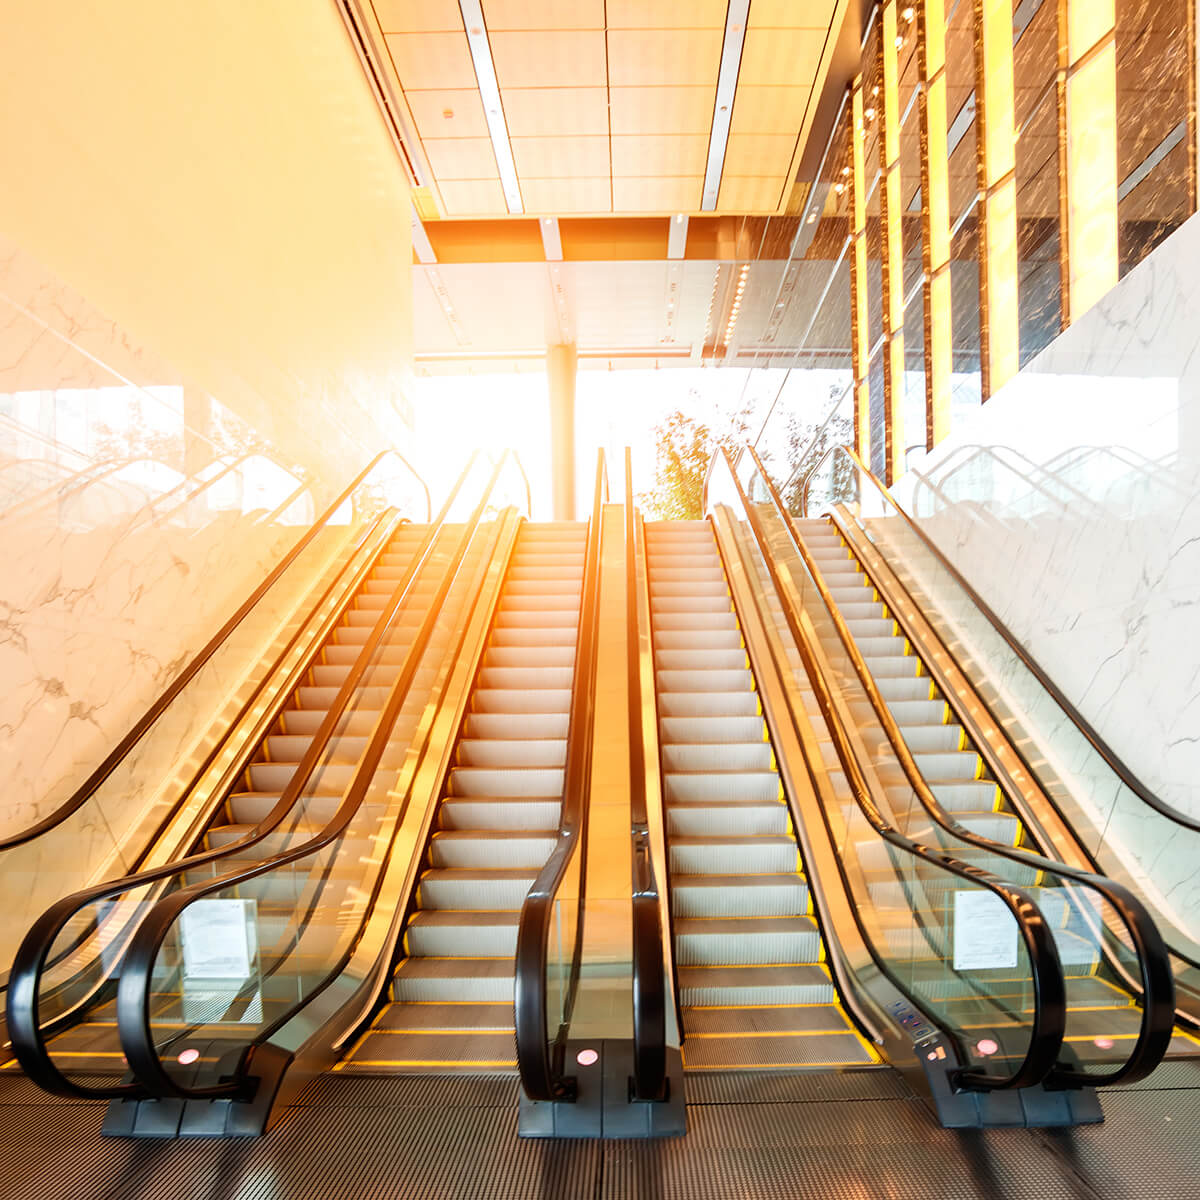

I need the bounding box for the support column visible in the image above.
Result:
[547,343,577,521]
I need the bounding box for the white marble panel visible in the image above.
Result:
[888,210,1200,943]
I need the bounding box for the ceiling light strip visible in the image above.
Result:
[458,0,523,214]
[667,214,689,260]
[540,217,564,261]
[701,0,751,211]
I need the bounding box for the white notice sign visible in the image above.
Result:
[953,890,1019,971]
[179,898,258,981]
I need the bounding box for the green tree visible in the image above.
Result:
[641,401,752,520]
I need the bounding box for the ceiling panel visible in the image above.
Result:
[422,137,500,179]
[722,133,799,178]
[749,0,838,28]
[607,29,723,87]
[437,178,509,215]
[385,32,477,90]
[407,89,492,140]
[730,86,811,135]
[521,177,613,214]
[373,0,463,34]
[738,28,827,87]
[431,262,551,350]
[503,87,608,137]
[611,134,709,177]
[609,86,715,135]
[606,0,728,28]
[612,176,703,213]
[490,30,607,88]
[511,135,610,178]
[482,0,605,30]
[717,175,788,212]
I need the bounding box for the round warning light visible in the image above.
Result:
[576,1049,599,1067]
[177,1048,200,1066]
[976,1039,999,1057]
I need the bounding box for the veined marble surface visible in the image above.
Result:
[889,209,1200,941]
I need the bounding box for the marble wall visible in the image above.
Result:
[888,209,1200,937]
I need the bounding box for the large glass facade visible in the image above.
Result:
[841,0,1196,481]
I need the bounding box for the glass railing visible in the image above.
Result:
[708,446,1069,1090]
[748,445,1173,1084]
[625,447,675,1102]
[514,452,606,1103]
[803,444,1200,1021]
[8,453,515,1100]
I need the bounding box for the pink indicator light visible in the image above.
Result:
[576,1049,599,1066]
[976,1039,999,1057]
[1094,1037,1115,1050]
[177,1048,200,1065]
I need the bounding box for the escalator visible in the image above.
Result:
[6,454,524,1123]
[791,443,1200,1056]
[0,452,429,1060]
[341,521,587,1072]
[644,520,876,1071]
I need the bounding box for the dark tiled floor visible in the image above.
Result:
[4,1063,1200,1200]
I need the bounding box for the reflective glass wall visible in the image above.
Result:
[833,0,1197,485]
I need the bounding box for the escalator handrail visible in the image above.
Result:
[751,445,1175,1088]
[807,443,1200,836]
[712,446,1066,1092]
[625,447,669,1102]
[514,451,606,1102]
[0,449,431,853]
[7,456,475,1099]
[114,454,515,1101]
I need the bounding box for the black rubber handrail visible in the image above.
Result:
[750,445,1175,1087]
[712,446,1065,1092]
[113,455,515,1101]
[806,444,1200,836]
[514,451,607,1103]
[0,449,430,853]
[625,447,668,1102]
[8,457,477,1098]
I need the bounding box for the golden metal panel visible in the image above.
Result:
[611,134,710,177]
[1061,0,1118,324]
[437,179,510,215]
[502,87,610,137]
[919,0,951,449]
[611,176,704,213]
[609,86,716,135]
[851,81,871,466]
[722,133,800,178]
[607,0,728,27]
[489,30,607,88]
[511,135,611,178]
[729,86,811,135]
[482,0,605,29]
[521,177,613,214]
[739,28,827,87]
[974,0,1019,398]
[372,0,463,34]
[716,175,788,211]
[384,32,478,90]
[606,29,724,86]
[879,2,906,485]
[406,89,492,141]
